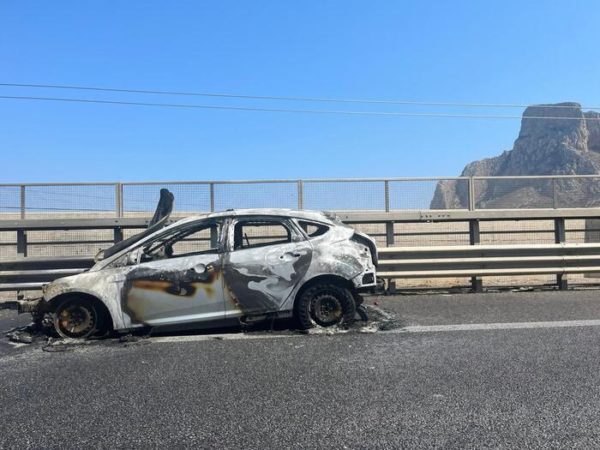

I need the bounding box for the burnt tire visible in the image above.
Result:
[296,283,356,330]
[53,298,104,339]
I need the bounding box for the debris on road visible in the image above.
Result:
[303,304,403,335]
[2,301,402,350]
[5,322,50,345]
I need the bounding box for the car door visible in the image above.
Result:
[120,219,226,327]
[222,217,312,318]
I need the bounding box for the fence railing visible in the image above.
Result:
[4,175,600,218]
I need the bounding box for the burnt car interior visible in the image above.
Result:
[233,220,292,250]
[141,221,222,262]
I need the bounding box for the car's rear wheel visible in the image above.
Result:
[296,283,356,329]
[53,298,102,339]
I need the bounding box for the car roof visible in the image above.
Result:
[169,209,337,227]
[94,208,340,268]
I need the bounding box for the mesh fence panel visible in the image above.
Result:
[567,219,587,244]
[483,274,557,287]
[0,186,20,219]
[214,182,298,210]
[389,179,469,210]
[428,179,470,209]
[554,177,600,208]
[123,184,211,218]
[393,222,470,247]
[350,223,471,248]
[0,231,16,260]
[23,185,117,219]
[473,178,554,209]
[479,220,555,245]
[303,181,384,210]
[123,228,150,240]
[393,277,472,290]
[27,229,115,257]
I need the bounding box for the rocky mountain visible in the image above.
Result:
[431,103,600,209]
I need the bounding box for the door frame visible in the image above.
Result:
[117,217,228,327]
[222,215,312,318]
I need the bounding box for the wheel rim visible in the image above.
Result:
[309,293,343,326]
[56,303,96,338]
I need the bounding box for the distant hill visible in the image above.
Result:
[431,103,600,209]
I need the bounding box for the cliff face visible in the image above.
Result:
[431,103,600,209]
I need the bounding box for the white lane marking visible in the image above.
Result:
[151,333,301,343]
[149,320,600,343]
[393,319,600,333]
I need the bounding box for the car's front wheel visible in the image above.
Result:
[53,297,104,339]
[296,283,356,329]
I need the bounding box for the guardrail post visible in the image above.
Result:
[384,180,390,212]
[386,221,396,293]
[297,180,304,210]
[209,183,215,212]
[16,229,27,257]
[552,178,557,209]
[469,219,483,292]
[468,177,476,211]
[20,185,25,219]
[115,183,123,218]
[554,218,568,290]
[113,227,123,244]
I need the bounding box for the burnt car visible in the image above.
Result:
[22,203,378,338]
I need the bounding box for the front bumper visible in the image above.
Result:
[0,297,43,314]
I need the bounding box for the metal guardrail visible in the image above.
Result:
[0,257,94,291]
[378,243,600,278]
[2,208,600,293]
[5,175,600,217]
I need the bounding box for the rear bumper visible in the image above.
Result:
[356,275,385,294]
[352,269,381,293]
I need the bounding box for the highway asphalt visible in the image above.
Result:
[2,289,600,448]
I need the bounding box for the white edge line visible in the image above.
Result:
[394,319,600,333]
[149,320,600,343]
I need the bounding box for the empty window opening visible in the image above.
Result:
[234,220,291,250]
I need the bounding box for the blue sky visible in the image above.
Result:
[2,1,600,183]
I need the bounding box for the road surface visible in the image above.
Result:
[2,289,600,448]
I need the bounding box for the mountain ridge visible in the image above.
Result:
[431,103,600,209]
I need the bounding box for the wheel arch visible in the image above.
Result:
[47,292,115,331]
[293,274,355,312]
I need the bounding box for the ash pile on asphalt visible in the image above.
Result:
[304,304,404,335]
[363,304,405,331]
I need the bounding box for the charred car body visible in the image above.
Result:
[15,193,378,338]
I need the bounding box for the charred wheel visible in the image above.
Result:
[296,283,356,329]
[53,298,101,339]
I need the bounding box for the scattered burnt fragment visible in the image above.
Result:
[5,321,51,344]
